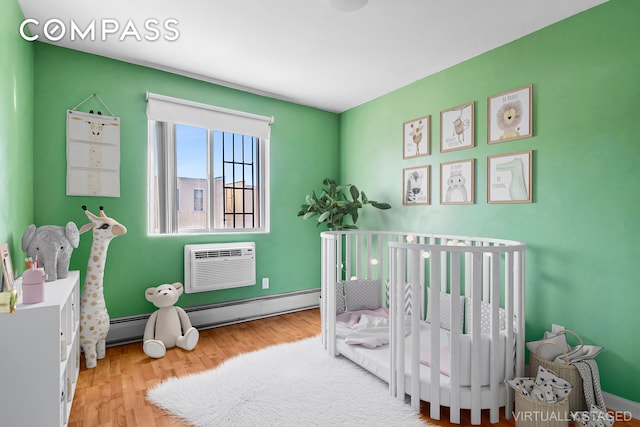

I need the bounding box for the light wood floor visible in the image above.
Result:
[69,308,638,427]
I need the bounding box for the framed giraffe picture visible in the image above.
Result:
[402,115,430,159]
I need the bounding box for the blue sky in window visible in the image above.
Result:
[176,124,256,184]
[176,124,207,179]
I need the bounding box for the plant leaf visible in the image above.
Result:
[303,211,318,220]
[317,211,331,223]
[371,202,392,209]
[350,185,359,201]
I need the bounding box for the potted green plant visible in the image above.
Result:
[297,178,391,230]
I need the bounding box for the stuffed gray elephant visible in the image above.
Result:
[21,222,80,282]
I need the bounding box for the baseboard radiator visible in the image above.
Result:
[105,288,320,346]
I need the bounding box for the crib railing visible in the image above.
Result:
[321,231,526,425]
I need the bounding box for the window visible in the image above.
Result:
[147,93,272,234]
[193,189,204,212]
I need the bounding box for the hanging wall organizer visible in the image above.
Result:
[66,93,121,197]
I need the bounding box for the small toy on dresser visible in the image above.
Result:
[143,282,199,358]
[22,264,46,304]
[21,222,80,282]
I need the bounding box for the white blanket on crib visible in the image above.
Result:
[336,308,390,348]
[336,308,412,349]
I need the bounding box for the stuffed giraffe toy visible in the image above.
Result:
[79,205,127,368]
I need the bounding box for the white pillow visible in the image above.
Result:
[526,332,570,361]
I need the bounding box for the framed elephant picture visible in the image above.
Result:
[1,243,15,291]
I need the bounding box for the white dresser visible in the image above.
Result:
[0,270,80,427]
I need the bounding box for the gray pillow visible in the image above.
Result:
[426,289,464,333]
[464,297,507,335]
[335,281,346,314]
[343,279,382,311]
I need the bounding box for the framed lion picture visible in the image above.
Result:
[487,84,533,144]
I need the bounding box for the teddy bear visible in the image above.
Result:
[143,282,199,358]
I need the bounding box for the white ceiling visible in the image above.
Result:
[19,0,607,113]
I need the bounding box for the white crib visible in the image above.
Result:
[320,231,526,425]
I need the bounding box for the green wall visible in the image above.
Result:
[32,44,338,318]
[6,0,639,404]
[339,0,639,401]
[0,0,34,277]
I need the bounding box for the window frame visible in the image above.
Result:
[146,94,272,236]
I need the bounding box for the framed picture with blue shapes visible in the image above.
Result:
[403,165,430,205]
[487,84,533,144]
[402,115,430,159]
[487,151,533,203]
[440,159,475,205]
[440,102,474,153]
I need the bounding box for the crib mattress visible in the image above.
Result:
[335,321,508,410]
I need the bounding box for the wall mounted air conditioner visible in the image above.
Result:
[184,242,256,293]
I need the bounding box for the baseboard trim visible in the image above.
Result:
[603,392,640,420]
[106,288,320,346]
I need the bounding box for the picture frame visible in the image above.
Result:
[440,159,475,205]
[440,102,474,152]
[403,165,430,205]
[487,151,533,203]
[403,115,430,159]
[487,84,533,144]
[1,243,15,291]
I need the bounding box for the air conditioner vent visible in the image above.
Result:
[195,248,248,259]
[184,243,256,293]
